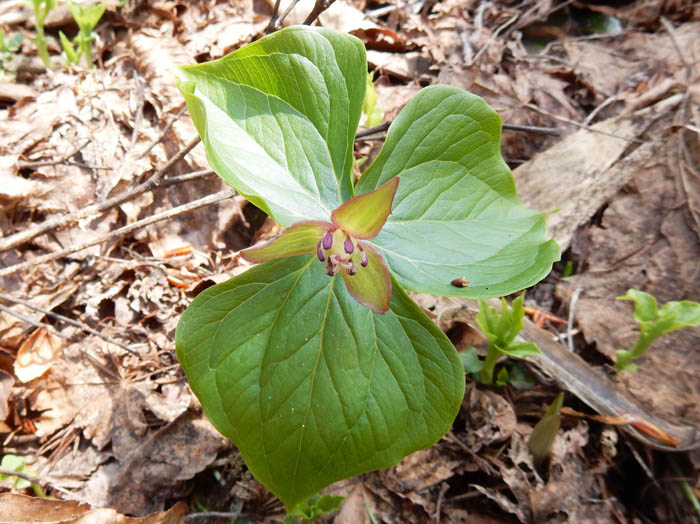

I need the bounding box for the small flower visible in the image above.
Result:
[240,177,399,314]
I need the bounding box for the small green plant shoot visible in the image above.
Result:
[475,294,542,385]
[362,72,383,128]
[527,393,564,465]
[175,26,559,512]
[0,30,24,80]
[615,289,700,372]
[28,0,55,69]
[60,1,106,67]
[0,454,46,497]
[284,494,345,524]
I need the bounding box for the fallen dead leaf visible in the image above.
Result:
[0,368,13,422]
[0,493,187,523]
[13,327,63,383]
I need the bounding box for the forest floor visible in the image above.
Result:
[1,0,699,522]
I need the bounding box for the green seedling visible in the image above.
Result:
[528,393,564,465]
[28,0,55,69]
[614,289,700,371]
[475,294,542,385]
[0,454,46,497]
[0,30,24,79]
[362,72,383,128]
[174,26,559,513]
[60,0,105,66]
[284,494,345,524]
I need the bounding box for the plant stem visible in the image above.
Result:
[479,346,500,384]
[34,26,50,68]
[615,332,654,370]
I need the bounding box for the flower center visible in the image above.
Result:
[316,229,368,276]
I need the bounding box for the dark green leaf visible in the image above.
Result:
[176,256,464,511]
[357,86,559,297]
[178,27,366,207]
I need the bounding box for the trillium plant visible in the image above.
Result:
[175,26,560,512]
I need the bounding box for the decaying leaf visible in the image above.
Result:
[13,327,62,383]
[0,493,187,523]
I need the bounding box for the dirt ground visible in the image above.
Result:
[1,0,700,522]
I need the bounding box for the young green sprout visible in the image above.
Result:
[476,293,542,385]
[28,0,55,69]
[615,289,700,371]
[60,1,106,67]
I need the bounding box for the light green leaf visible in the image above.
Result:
[178,27,366,206]
[67,1,105,32]
[615,289,700,370]
[498,340,541,359]
[176,255,464,511]
[617,289,658,324]
[357,86,560,297]
[332,177,398,239]
[241,220,330,263]
[528,393,564,465]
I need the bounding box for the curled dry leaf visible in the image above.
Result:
[0,368,13,425]
[13,327,62,383]
[0,493,187,524]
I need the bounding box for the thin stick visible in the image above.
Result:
[355,122,390,139]
[278,0,302,26]
[0,468,76,499]
[0,303,70,339]
[354,121,562,140]
[0,292,138,356]
[138,104,188,159]
[184,512,242,522]
[17,139,90,169]
[524,102,647,144]
[130,75,145,152]
[567,287,583,353]
[0,187,236,279]
[0,136,201,253]
[303,0,336,25]
[502,123,562,136]
[265,0,282,34]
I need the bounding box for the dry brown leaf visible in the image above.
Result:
[514,94,682,251]
[13,327,63,383]
[0,368,13,422]
[0,493,187,523]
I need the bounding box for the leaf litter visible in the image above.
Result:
[1,0,699,522]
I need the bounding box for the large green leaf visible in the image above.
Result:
[357,86,560,297]
[176,255,464,511]
[177,27,366,213]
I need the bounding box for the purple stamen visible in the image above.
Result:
[322,230,334,250]
[346,261,357,276]
[325,260,335,276]
[344,235,354,254]
[316,239,325,262]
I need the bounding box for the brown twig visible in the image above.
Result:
[0,292,138,356]
[130,75,145,152]
[277,0,302,27]
[184,512,242,522]
[0,303,70,339]
[354,121,562,140]
[17,139,91,169]
[0,136,201,254]
[265,0,282,34]
[137,103,188,159]
[0,467,76,499]
[303,0,336,25]
[0,187,236,279]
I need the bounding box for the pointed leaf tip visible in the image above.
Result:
[341,241,392,314]
[241,220,331,263]
[332,177,399,239]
